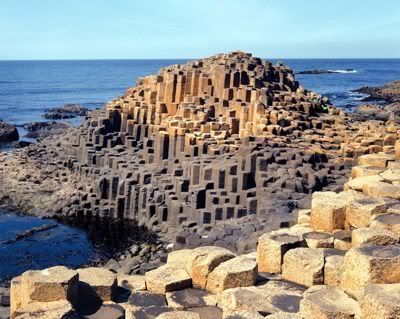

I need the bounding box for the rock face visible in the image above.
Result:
[355,80,400,104]
[0,120,19,143]
[43,104,88,119]
[8,144,400,318]
[0,52,394,247]
[23,121,69,139]
[10,266,79,317]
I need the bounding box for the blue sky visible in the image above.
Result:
[1,0,400,59]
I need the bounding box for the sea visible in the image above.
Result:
[0,58,400,283]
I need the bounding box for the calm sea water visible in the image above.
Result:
[0,58,400,283]
[1,59,400,127]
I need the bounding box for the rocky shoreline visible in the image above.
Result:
[6,146,400,318]
[1,51,400,318]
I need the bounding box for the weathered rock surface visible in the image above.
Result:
[359,284,400,319]
[206,255,257,293]
[355,80,400,104]
[44,104,88,119]
[0,51,395,255]
[299,286,360,318]
[0,120,19,143]
[10,266,79,317]
[145,264,192,294]
[23,121,69,139]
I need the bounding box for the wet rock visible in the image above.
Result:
[23,121,69,139]
[44,104,88,119]
[354,81,400,104]
[11,141,32,149]
[0,120,18,143]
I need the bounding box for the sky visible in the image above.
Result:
[1,0,400,60]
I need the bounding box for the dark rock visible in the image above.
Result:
[0,306,10,319]
[354,81,400,104]
[0,121,18,143]
[44,104,88,119]
[23,121,69,139]
[297,69,355,75]
[128,291,166,307]
[0,288,10,307]
[83,303,125,319]
[104,259,121,273]
[11,141,32,149]
[187,306,223,319]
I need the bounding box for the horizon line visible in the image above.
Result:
[1,57,400,62]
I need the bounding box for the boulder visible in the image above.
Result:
[371,212,400,235]
[257,230,303,273]
[351,227,398,247]
[84,302,125,319]
[303,232,334,249]
[156,311,200,319]
[341,245,400,298]
[117,274,146,292]
[282,248,324,287]
[167,249,193,270]
[128,291,166,307]
[145,264,192,294]
[185,306,223,319]
[324,255,344,287]
[10,266,79,316]
[187,247,235,289]
[222,310,264,319]
[311,192,348,232]
[299,286,360,318]
[333,230,352,250]
[166,289,216,310]
[13,300,74,319]
[0,120,19,143]
[344,175,383,191]
[217,285,302,316]
[351,165,384,179]
[264,314,300,319]
[125,305,173,319]
[380,168,400,182]
[359,284,400,318]
[345,196,387,228]
[358,153,395,168]
[363,181,400,199]
[206,256,257,293]
[77,268,117,304]
[44,104,88,119]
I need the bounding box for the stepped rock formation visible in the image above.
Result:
[8,141,400,318]
[0,52,395,252]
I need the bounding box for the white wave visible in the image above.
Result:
[328,69,358,74]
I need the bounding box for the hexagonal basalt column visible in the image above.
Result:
[341,245,400,298]
[311,192,348,232]
[282,248,325,287]
[257,230,303,273]
[359,284,400,318]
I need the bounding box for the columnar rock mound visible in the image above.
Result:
[0,51,394,250]
[8,136,400,318]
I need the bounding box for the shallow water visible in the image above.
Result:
[0,211,92,283]
[0,210,153,284]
